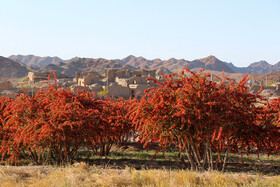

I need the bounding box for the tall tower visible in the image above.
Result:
[75,72,80,84]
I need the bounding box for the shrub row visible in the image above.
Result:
[0,69,280,170]
[0,73,133,165]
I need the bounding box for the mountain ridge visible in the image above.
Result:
[0,56,29,79]
[9,55,64,68]
[4,55,280,79]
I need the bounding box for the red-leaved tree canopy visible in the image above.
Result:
[0,72,134,165]
[129,68,280,171]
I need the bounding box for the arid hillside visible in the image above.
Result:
[0,56,28,79]
[250,71,280,84]
[9,55,63,68]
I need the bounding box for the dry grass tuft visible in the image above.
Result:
[0,165,279,186]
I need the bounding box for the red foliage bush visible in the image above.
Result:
[0,69,279,169]
[89,97,134,156]
[0,73,133,165]
[129,68,280,170]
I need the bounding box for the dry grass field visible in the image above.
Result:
[0,144,279,186]
[1,137,279,186]
[0,163,280,187]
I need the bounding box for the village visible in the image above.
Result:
[0,68,162,99]
[1,69,280,99]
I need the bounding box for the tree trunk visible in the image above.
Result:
[202,141,209,170]
[222,149,228,172]
[178,152,188,169]
[185,144,196,170]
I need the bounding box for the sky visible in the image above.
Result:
[0,0,279,67]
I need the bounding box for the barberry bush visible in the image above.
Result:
[0,69,279,169]
[129,68,280,171]
[0,72,133,165]
[88,97,134,156]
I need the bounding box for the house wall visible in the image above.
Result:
[28,72,50,82]
[106,85,130,98]
[115,77,129,87]
[0,81,13,91]
[77,71,101,86]
[129,84,150,96]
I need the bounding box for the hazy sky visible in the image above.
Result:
[0,0,279,67]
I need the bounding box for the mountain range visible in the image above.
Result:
[9,55,63,69]
[1,54,280,79]
[0,56,28,79]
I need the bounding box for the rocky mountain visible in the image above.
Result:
[118,55,280,75]
[194,56,235,73]
[9,55,63,68]
[34,57,139,77]
[5,54,280,79]
[155,67,173,76]
[117,55,235,73]
[0,56,29,78]
[250,71,280,83]
[38,62,79,78]
[246,61,274,74]
[67,57,138,75]
[224,62,247,73]
[226,60,280,74]
[117,55,157,69]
